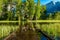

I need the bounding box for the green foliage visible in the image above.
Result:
[0,0,3,12]
[0,0,48,20]
[40,5,47,20]
[48,13,53,20]
[47,11,60,20]
[28,0,35,20]
[17,0,22,10]
[1,0,60,20]
[35,0,41,20]
[54,11,60,20]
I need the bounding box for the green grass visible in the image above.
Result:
[30,22,60,37]
[0,25,19,39]
[0,23,60,40]
[40,23,60,37]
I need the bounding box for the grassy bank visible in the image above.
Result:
[0,25,19,40]
[0,23,60,40]
[40,23,60,37]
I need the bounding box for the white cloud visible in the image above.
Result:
[52,0,60,5]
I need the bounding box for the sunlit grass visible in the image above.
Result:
[0,25,19,39]
[29,20,60,37]
[40,23,60,37]
[0,22,60,40]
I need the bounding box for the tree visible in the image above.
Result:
[54,11,60,20]
[0,0,3,13]
[48,13,53,20]
[15,0,40,40]
[35,0,41,20]
[47,11,60,20]
[28,0,35,20]
[40,5,47,20]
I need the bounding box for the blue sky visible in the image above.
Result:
[22,0,60,5]
[34,0,60,5]
[40,0,52,5]
[40,0,60,5]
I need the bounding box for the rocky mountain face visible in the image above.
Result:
[46,1,60,13]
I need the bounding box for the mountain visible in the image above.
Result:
[46,1,60,13]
